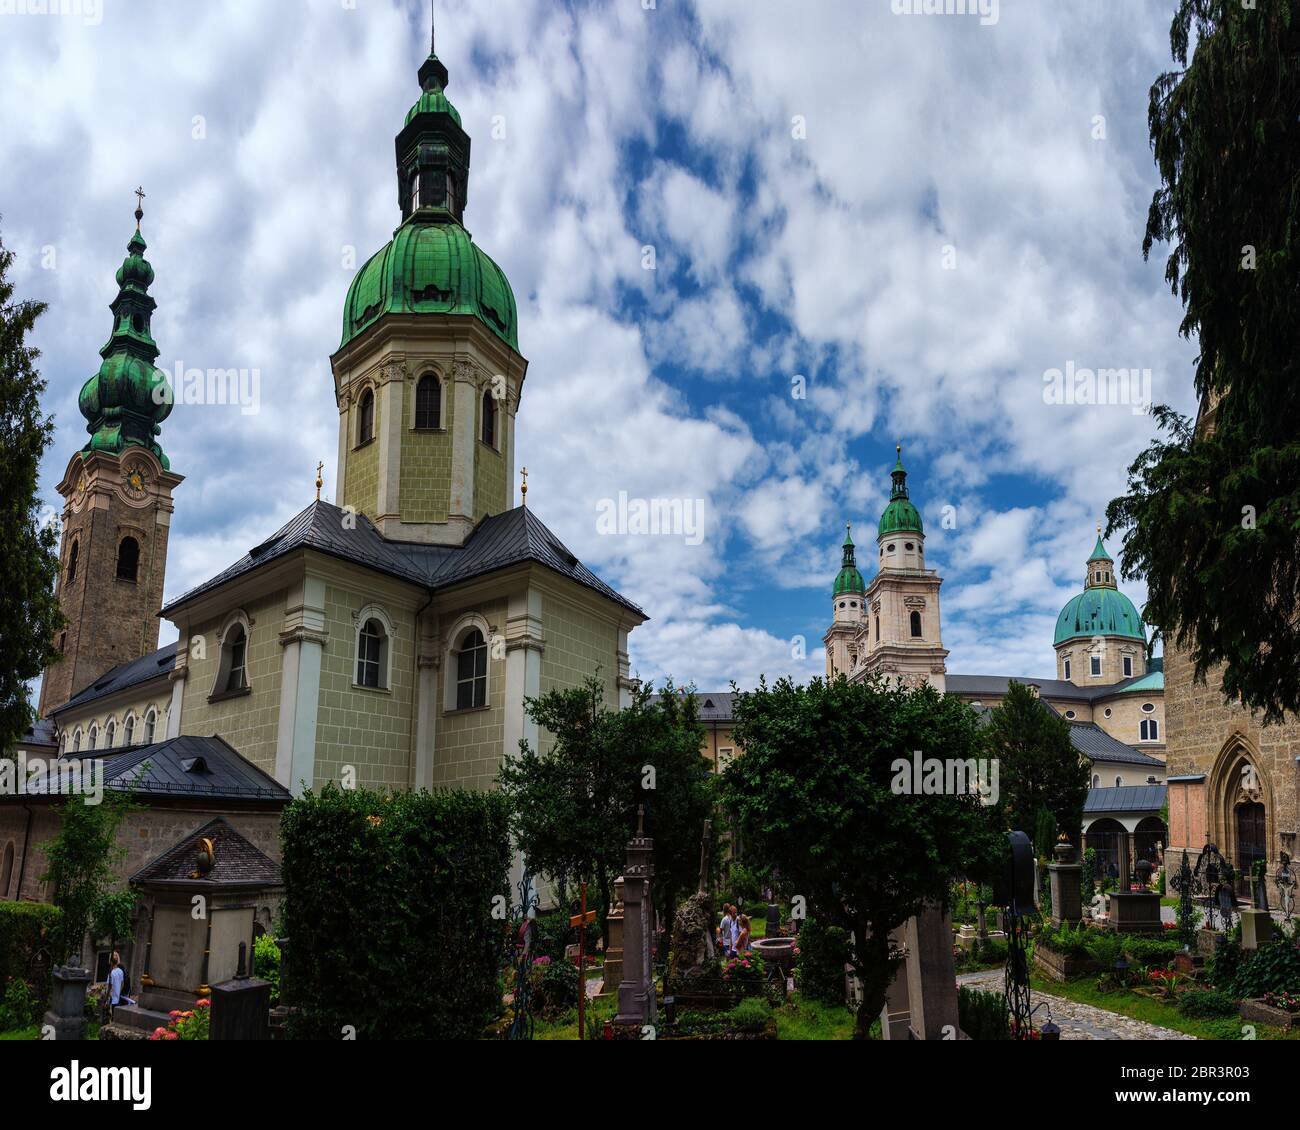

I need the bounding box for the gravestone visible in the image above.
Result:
[614,807,656,1029]
[1049,835,1083,928]
[210,943,271,1040]
[903,903,960,1040]
[765,902,781,939]
[41,964,92,1041]
[599,878,625,996]
[668,817,715,990]
[1240,908,1274,951]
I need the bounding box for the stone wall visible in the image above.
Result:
[399,373,453,522]
[181,590,287,776]
[432,596,508,791]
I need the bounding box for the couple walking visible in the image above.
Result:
[717,904,750,958]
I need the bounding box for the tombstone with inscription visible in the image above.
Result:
[210,942,272,1040]
[107,817,282,1037]
[614,806,656,1029]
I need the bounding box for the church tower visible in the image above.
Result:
[1053,528,1147,685]
[331,15,527,545]
[858,445,947,690]
[38,197,183,716]
[824,524,866,677]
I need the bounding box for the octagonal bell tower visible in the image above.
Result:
[331,14,527,545]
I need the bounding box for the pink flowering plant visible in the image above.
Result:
[720,953,767,988]
[148,997,210,1041]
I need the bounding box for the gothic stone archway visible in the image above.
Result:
[1208,738,1274,900]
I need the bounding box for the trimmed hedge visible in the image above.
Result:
[795,918,853,1006]
[280,784,511,1040]
[0,901,62,1005]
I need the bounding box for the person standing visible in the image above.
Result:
[736,913,751,954]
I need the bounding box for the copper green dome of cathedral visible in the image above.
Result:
[878,446,923,535]
[1053,533,1146,645]
[339,38,518,353]
[833,526,866,595]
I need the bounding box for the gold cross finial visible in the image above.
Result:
[133,185,146,229]
[520,466,528,507]
[315,461,324,501]
[1097,519,1102,536]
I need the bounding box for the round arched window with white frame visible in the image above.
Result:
[451,626,489,710]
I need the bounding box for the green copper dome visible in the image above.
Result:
[340,222,518,350]
[878,446,923,535]
[1053,586,1145,645]
[833,525,865,595]
[405,87,461,128]
[78,220,172,468]
[339,38,518,354]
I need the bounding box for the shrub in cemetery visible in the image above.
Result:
[253,934,281,1008]
[1176,988,1239,1020]
[528,955,579,1019]
[724,676,1004,1038]
[0,975,40,1030]
[795,918,853,1006]
[957,986,1010,1041]
[1120,935,1182,967]
[280,783,510,1040]
[730,997,774,1033]
[1230,939,1300,1001]
[0,901,62,993]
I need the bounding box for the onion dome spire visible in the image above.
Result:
[77,192,172,468]
[399,1,468,224]
[878,441,923,535]
[833,522,866,595]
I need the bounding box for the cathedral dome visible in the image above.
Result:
[340,222,518,351]
[877,445,923,535]
[1053,586,1145,645]
[405,88,462,128]
[832,525,866,595]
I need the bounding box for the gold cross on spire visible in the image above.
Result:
[133,185,146,228]
[315,461,324,501]
[520,466,528,507]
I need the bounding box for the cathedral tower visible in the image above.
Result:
[39,198,183,716]
[858,445,947,690]
[824,524,866,677]
[1053,528,1147,685]
[331,16,527,545]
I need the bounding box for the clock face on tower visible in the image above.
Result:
[123,461,151,501]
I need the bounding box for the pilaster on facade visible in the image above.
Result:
[275,577,329,795]
[375,358,408,524]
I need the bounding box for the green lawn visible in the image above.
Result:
[0,1025,39,1041]
[773,997,856,1040]
[1030,974,1300,1041]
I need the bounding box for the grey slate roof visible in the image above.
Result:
[946,672,1161,704]
[130,816,282,889]
[15,735,290,804]
[1066,722,1164,767]
[162,500,644,618]
[1084,784,1167,814]
[651,692,737,722]
[52,642,179,716]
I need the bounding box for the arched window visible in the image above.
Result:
[67,540,79,586]
[105,720,116,748]
[445,173,457,215]
[116,536,140,582]
[87,723,98,751]
[1140,718,1160,742]
[72,729,82,753]
[123,714,135,747]
[481,390,496,448]
[59,731,68,754]
[1123,655,1133,678]
[1092,774,1099,788]
[909,610,923,638]
[1063,658,1072,680]
[874,616,880,641]
[356,618,388,689]
[222,625,248,693]
[358,388,375,445]
[143,709,156,745]
[409,169,421,214]
[415,374,441,429]
[1115,776,1123,788]
[455,628,488,710]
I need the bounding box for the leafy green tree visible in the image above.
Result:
[497,677,713,951]
[40,789,138,967]
[722,675,1003,1038]
[1107,1,1300,722]
[985,681,1089,847]
[0,225,63,755]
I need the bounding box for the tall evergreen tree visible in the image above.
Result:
[984,681,1090,846]
[1107,1,1300,722]
[0,225,63,755]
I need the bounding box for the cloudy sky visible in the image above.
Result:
[2,0,1199,693]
